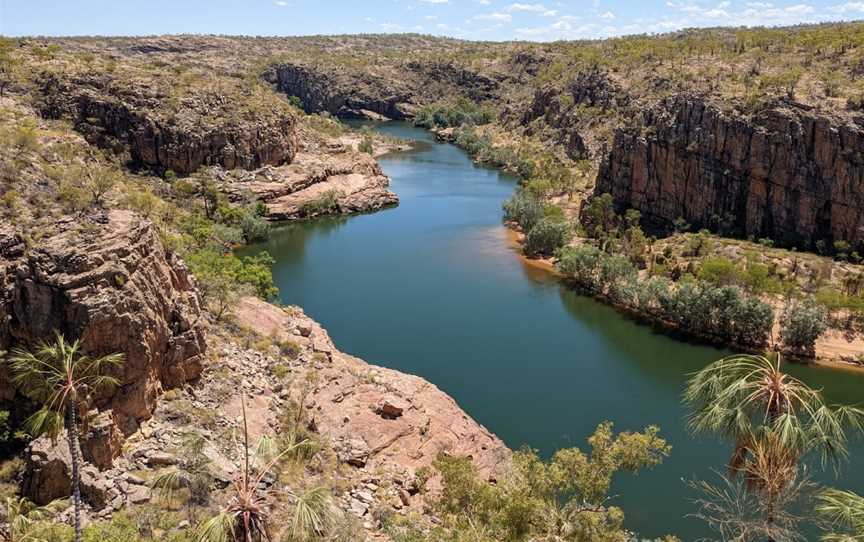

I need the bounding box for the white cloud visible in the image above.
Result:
[478,0,492,4]
[505,3,557,16]
[274,0,287,5]
[424,15,439,20]
[420,0,449,3]
[599,10,616,19]
[473,12,513,21]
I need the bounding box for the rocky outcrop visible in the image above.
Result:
[515,68,630,160]
[266,64,415,119]
[0,210,207,433]
[264,60,499,120]
[218,149,398,220]
[595,95,864,248]
[37,74,298,175]
[231,297,511,494]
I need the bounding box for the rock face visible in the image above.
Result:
[38,74,299,175]
[0,210,207,432]
[515,68,630,160]
[267,64,415,119]
[264,60,498,120]
[219,149,398,220]
[595,95,864,248]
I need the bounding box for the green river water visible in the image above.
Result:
[243,122,864,540]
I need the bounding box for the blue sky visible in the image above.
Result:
[1,0,862,41]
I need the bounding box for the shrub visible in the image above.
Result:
[524,218,571,257]
[698,257,740,286]
[781,298,828,354]
[413,98,493,129]
[186,249,279,317]
[358,132,374,154]
[240,212,270,243]
[502,190,543,233]
[300,189,341,217]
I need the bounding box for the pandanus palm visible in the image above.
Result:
[6,333,124,542]
[816,488,864,542]
[684,354,864,474]
[197,397,306,542]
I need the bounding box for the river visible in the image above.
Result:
[243,122,864,540]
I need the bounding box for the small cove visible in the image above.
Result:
[242,122,864,539]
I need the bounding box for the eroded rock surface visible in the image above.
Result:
[0,210,207,431]
[218,149,398,220]
[38,73,298,175]
[595,95,864,247]
[231,296,510,497]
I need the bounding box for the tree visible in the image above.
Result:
[503,190,544,233]
[524,218,571,257]
[7,334,124,542]
[82,162,118,207]
[685,354,864,475]
[781,299,828,356]
[431,422,673,542]
[816,488,864,541]
[0,38,21,98]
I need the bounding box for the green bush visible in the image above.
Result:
[503,190,544,233]
[697,257,740,286]
[414,98,493,129]
[557,247,774,347]
[781,298,828,354]
[240,212,270,243]
[524,217,571,257]
[299,189,341,217]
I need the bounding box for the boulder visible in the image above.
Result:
[80,411,124,470]
[22,437,109,508]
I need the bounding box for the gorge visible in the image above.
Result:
[242,121,864,540]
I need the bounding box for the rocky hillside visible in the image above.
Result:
[596,95,864,248]
[0,211,206,434]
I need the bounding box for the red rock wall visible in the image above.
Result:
[595,95,864,248]
[0,211,206,433]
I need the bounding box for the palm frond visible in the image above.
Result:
[23,408,63,439]
[291,486,333,539]
[196,511,235,542]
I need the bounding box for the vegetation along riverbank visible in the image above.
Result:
[2,22,864,541]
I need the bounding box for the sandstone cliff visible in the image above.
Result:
[263,60,500,120]
[0,210,207,434]
[594,95,864,248]
[37,73,298,175]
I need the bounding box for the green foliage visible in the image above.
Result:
[414,98,494,129]
[698,257,740,286]
[686,354,864,471]
[299,189,341,217]
[427,422,673,542]
[503,190,544,233]
[240,211,270,243]
[287,95,304,109]
[558,247,774,346]
[358,130,374,154]
[781,298,829,354]
[524,217,571,257]
[816,488,864,541]
[185,249,278,318]
[454,127,533,176]
[583,193,617,241]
